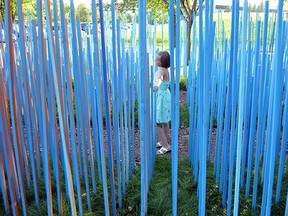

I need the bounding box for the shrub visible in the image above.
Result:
[179,75,187,91]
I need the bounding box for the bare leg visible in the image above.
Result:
[163,123,170,144]
[157,123,170,149]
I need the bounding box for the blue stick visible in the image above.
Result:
[252,1,270,208]
[261,2,284,215]
[98,1,117,214]
[44,0,77,214]
[4,0,28,214]
[245,20,261,198]
[233,1,248,215]
[172,0,181,215]
[138,0,149,214]
[16,0,39,207]
[276,64,288,203]
[110,0,122,208]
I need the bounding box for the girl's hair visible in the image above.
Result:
[158,51,170,68]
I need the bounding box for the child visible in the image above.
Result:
[153,51,171,155]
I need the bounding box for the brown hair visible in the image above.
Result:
[158,51,170,68]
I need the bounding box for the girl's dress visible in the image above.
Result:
[156,78,171,123]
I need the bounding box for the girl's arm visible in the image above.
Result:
[153,68,164,89]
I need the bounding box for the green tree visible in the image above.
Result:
[64,4,70,20]
[0,0,17,21]
[22,0,37,20]
[121,0,201,64]
[76,3,90,22]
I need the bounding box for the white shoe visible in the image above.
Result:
[157,147,171,155]
[156,142,162,148]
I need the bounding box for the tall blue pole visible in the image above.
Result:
[233,1,248,215]
[138,0,148,215]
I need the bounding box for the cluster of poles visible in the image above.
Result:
[0,0,287,215]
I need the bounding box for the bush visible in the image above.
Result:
[179,75,187,91]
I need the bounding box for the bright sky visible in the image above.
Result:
[63,0,278,8]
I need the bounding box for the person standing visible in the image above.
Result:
[153,51,171,155]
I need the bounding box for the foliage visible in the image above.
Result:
[179,75,187,91]
[22,0,37,20]
[76,3,91,22]
[64,4,70,20]
[121,0,198,24]
[0,0,17,21]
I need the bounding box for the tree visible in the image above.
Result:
[0,0,39,21]
[0,0,17,21]
[22,0,37,20]
[76,3,91,22]
[121,0,201,64]
[64,4,70,20]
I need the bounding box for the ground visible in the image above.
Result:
[103,90,217,163]
[132,91,216,162]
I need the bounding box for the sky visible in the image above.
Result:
[63,0,278,8]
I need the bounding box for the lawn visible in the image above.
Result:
[1,101,287,215]
[121,11,278,51]
[3,155,286,215]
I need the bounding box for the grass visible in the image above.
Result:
[117,157,288,215]
[122,12,276,50]
[0,102,287,215]
[0,153,287,215]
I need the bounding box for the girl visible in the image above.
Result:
[153,51,171,155]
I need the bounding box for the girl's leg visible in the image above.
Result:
[163,123,170,144]
[157,123,170,149]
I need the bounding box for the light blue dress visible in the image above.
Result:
[156,81,171,123]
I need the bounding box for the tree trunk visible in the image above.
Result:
[186,18,193,65]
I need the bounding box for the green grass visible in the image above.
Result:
[0,156,287,215]
[180,102,189,128]
[118,157,288,215]
[0,102,287,215]
[122,11,282,51]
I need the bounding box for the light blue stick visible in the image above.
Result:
[252,1,270,208]
[261,2,284,215]
[44,0,78,214]
[214,40,227,183]
[276,64,288,203]
[98,2,117,213]
[220,3,233,201]
[77,18,94,211]
[227,1,240,213]
[116,20,126,197]
[245,20,261,198]
[172,0,181,215]
[91,1,111,214]
[139,1,149,215]
[233,1,248,215]
[110,0,122,207]
[240,17,252,188]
